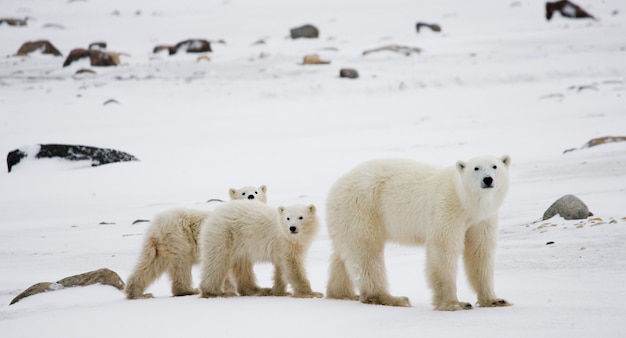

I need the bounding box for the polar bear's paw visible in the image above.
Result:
[200,291,238,298]
[479,298,512,307]
[434,301,473,311]
[361,294,411,307]
[173,288,199,297]
[292,291,324,299]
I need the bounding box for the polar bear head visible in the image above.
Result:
[276,204,319,243]
[455,155,511,193]
[229,185,267,203]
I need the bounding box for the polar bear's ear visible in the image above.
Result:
[501,155,511,167]
[259,185,267,193]
[277,206,286,214]
[228,188,237,200]
[456,161,466,172]
[307,204,316,213]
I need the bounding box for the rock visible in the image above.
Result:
[415,22,441,33]
[16,40,62,56]
[0,17,28,26]
[63,49,120,67]
[6,144,139,173]
[56,268,125,289]
[581,136,626,149]
[543,194,592,220]
[546,1,597,21]
[302,54,330,65]
[154,39,212,55]
[10,268,125,305]
[88,41,107,50]
[290,24,319,39]
[339,68,359,79]
[362,44,422,56]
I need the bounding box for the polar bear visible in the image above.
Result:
[199,200,322,299]
[229,185,267,203]
[124,185,268,299]
[325,156,511,311]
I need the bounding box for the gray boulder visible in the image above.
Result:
[543,194,592,220]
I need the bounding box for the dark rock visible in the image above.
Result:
[543,194,592,220]
[89,41,107,50]
[75,68,96,75]
[362,44,422,56]
[10,268,125,305]
[290,24,319,39]
[546,241,555,245]
[16,40,62,56]
[415,22,441,33]
[132,219,150,225]
[154,39,212,55]
[7,144,139,173]
[546,1,597,20]
[339,68,359,79]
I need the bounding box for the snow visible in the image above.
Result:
[1,0,625,337]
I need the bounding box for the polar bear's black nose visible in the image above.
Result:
[289,226,297,233]
[247,195,255,200]
[483,177,493,187]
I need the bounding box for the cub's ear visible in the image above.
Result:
[228,188,237,199]
[500,155,511,167]
[259,185,267,193]
[456,161,466,172]
[308,204,316,213]
[277,206,286,214]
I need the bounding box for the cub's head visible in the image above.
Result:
[456,155,511,193]
[277,204,319,243]
[229,185,267,203]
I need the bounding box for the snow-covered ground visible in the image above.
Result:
[1,0,625,337]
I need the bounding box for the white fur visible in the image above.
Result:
[229,185,267,203]
[124,185,267,299]
[199,200,322,299]
[325,156,511,310]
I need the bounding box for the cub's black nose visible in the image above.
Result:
[289,226,297,233]
[247,195,255,200]
[483,177,493,186]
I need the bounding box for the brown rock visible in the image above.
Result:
[582,136,626,149]
[0,17,28,26]
[63,49,120,67]
[16,40,62,57]
[302,54,330,65]
[9,268,125,305]
[415,22,442,33]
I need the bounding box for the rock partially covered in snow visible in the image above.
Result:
[543,194,592,220]
[10,268,125,305]
[545,1,597,21]
[153,39,212,55]
[6,144,139,173]
[339,68,359,79]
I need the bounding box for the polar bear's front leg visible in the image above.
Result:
[463,219,511,308]
[426,229,471,311]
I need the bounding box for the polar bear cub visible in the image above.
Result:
[199,200,322,299]
[125,185,267,299]
[325,156,511,311]
[229,185,267,203]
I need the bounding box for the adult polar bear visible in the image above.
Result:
[325,155,511,311]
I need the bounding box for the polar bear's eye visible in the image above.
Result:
[286,217,290,221]
[492,165,497,169]
[241,192,246,196]
[254,191,258,194]
[299,216,303,220]
[474,167,479,171]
